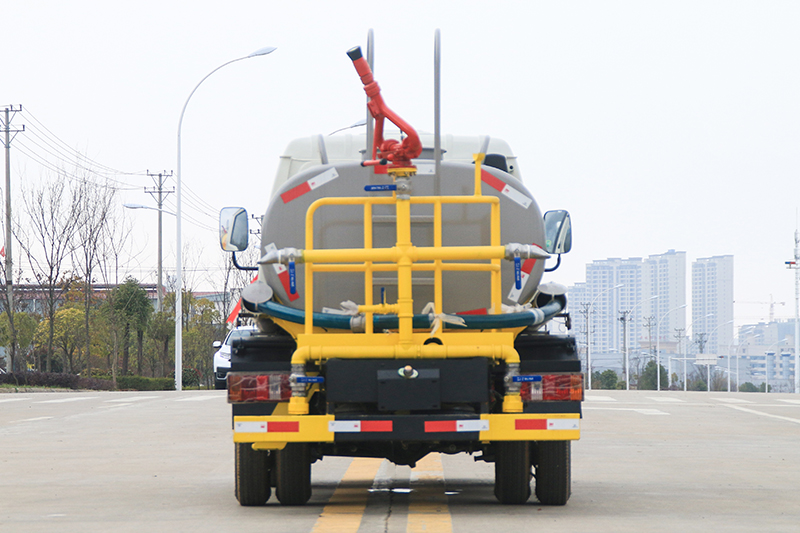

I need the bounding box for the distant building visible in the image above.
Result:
[692,255,734,355]
[568,250,686,373]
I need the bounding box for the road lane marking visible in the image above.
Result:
[105,396,161,403]
[311,458,383,533]
[583,406,669,415]
[408,453,452,533]
[0,397,31,403]
[722,404,800,425]
[777,399,800,405]
[584,395,617,402]
[647,397,685,403]
[98,403,134,408]
[711,398,752,404]
[35,397,94,404]
[175,396,222,402]
[11,417,54,423]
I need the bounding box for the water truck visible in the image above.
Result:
[218,35,580,507]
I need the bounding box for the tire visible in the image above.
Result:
[214,377,226,390]
[275,443,312,505]
[235,443,271,506]
[494,441,532,504]
[534,441,571,505]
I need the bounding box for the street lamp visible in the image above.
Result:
[124,203,176,313]
[621,295,658,390]
[656,303,687,391]
[586,283,624,390]
[700,318,733,392]
[175,46,276,392]
[677,313,714,391]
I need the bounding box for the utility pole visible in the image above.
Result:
[673,327,685,388]
[1,106,24,373]
[786,230,800,394]
[144,171,174,313]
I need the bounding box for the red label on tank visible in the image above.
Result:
[281,182,312,204]
[480,169,505,192]
[278,270,300,302]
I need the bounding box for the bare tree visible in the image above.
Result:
[20,174,81,372]
[96,205,134,386]
[73,174,116,375]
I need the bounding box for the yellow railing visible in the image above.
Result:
[286,155,523,415]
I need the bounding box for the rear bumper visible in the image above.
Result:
[233,412,580,447]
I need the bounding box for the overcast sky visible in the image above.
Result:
[4,1,800,326]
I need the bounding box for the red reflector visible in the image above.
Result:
[515,418,547,430]
[361,420,393,432]
[268,421,299,432]
[425,420,457,432]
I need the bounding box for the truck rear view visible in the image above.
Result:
[219,38,581,507]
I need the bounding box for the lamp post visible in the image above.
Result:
[175,46,276,392]
[656,304,686,391]
[585,284,624,390]
[621,295,658,390]
[123,203,176,313]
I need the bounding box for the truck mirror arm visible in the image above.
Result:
[232,252,258,272]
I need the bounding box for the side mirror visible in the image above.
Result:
[212,340,222,349]
[543,210,572,254]
[219,207,249,252]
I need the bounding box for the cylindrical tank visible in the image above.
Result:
[260,160,545,314]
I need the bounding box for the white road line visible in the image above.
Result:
[777,399,800,405]
[105,396,161,403]
[584,395,617,402]
[722,404,800,425]
[647,397,685,403]
[174,396,222,402]
[0,397,31,404]
[711,398,752,404]
[11,417,54,423]
[35,397,95,404]
[583,406,669,415]
[98,403,134,408]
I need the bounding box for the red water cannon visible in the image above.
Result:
[347,46,422,170]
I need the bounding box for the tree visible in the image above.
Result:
[20,175,81,372]
[638,361,668,390]
[73,175,116,377]
[111,278,153,375]
[592,369,619,390]
[739,382,759,393]
[0,311,39,370]
[35,307,85,373]
[148,310,174,378]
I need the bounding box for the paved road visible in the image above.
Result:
[2,389,800,532]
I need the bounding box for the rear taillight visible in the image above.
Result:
[519,374,583,402]
[227,373,291,403]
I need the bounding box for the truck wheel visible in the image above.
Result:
[534,441,571,505]
[275,443,312,505]
[494,441,531,504]
[235,443,271,506]
[214,377,226,390]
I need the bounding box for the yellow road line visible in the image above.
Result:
[407,453,453,533]
[311,458,383,533]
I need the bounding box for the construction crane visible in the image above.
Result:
[735,296,786,322]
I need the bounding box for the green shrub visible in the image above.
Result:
[115,375,174,391]
[0,372,113,390]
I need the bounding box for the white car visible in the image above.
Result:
[213,325,258,389]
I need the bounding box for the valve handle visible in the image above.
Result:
[364,184,397,192]
[288,260,297,295]
[514,256,522,290]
